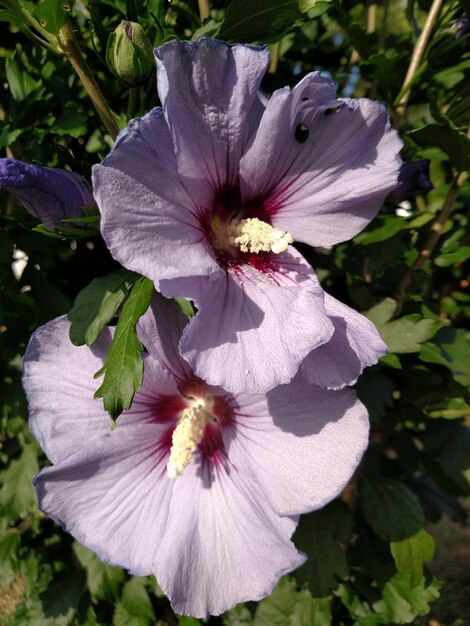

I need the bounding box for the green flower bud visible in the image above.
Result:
[106,21,155,87]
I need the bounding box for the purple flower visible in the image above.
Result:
[390,160,433,203]
[0,158,95,229]
[93,38,401,394]
[23,296,369,618]
[452,15,469,39]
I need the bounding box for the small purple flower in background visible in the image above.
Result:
[390,159,433,204]
[452,15,469,39]
[0,158,95,229]
[93,38,401,394]
[23,296,369,618]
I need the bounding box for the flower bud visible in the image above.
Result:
[390,160,433,204]
[106,21,155,87]
[0,158,95,230]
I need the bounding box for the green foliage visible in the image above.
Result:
[293,500,351,596]
[1,0,469,624]
[390,529,435,587]
[94,276,153,420]
[360,477,424,542]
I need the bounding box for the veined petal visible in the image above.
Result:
[160,248,334,393]
[155,38,270,205]
[154,461,304,618]
[23,316,112,463]
[301,293,388,389]
[230,382,369,516]
[23,316,179,463]
[34,425,174,577]
[93,108,221,283]
[137,294,193,382]
[240,72,402,247]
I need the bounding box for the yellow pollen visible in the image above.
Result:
[167,401,207,479]
[227,218,293,254]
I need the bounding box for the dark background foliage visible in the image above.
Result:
[0,0,469,624]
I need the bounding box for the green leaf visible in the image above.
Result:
[390,529,435,587]
[94,277,153,420]
[35,0,67,35]
[0,124,22,149]
[409,124,470,171]
[179,618,203,626]
[68,269,139,346]
[174,297,195,319]
[0,533,20,585]
[435,245,470,267]
[372,572,441,624]
[253,578,332,626]
[5,56,41,102]
[223,604,254,625]
[378,316,442,354]
[73,542,125,603]
[427,396,470,420]
[218,0,302,42]
[419,328,470,389]
[298,0,331,13]
[364,298,396,327]
[0,444,39,524]
[113,577,155,626]
[360,477,424,541]
[354,216,406,245]
[293,500,351,597]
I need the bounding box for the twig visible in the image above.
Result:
[394,0,443,124]
[59,21,119,140]
[197,0,210,22]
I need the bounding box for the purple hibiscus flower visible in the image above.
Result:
[0,158,95,229]
[24,296,369,618]
[93,38,401,394]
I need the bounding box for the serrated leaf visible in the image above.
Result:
[73,542,125,602]
[293,500,351,597]
[298,0,331,13]
[223,604,253,625]
[391,529,435,587]
[361,477,424,541]
[94,277,153,420]
[419,328,470,389]
[379,316,441,353]
[218,0,302,42]
[253,578,331,626]
[0,533,21,585]
[68,269,139,346]
[372,572,441,624]
[179,617,203,626]
[0,444,39,523]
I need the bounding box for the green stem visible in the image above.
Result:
[59,21,119,140]
[394,0,443,124]
[127,87,139,119]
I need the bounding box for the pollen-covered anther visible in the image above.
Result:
[167,401,208,479]
[228,218,293,254]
